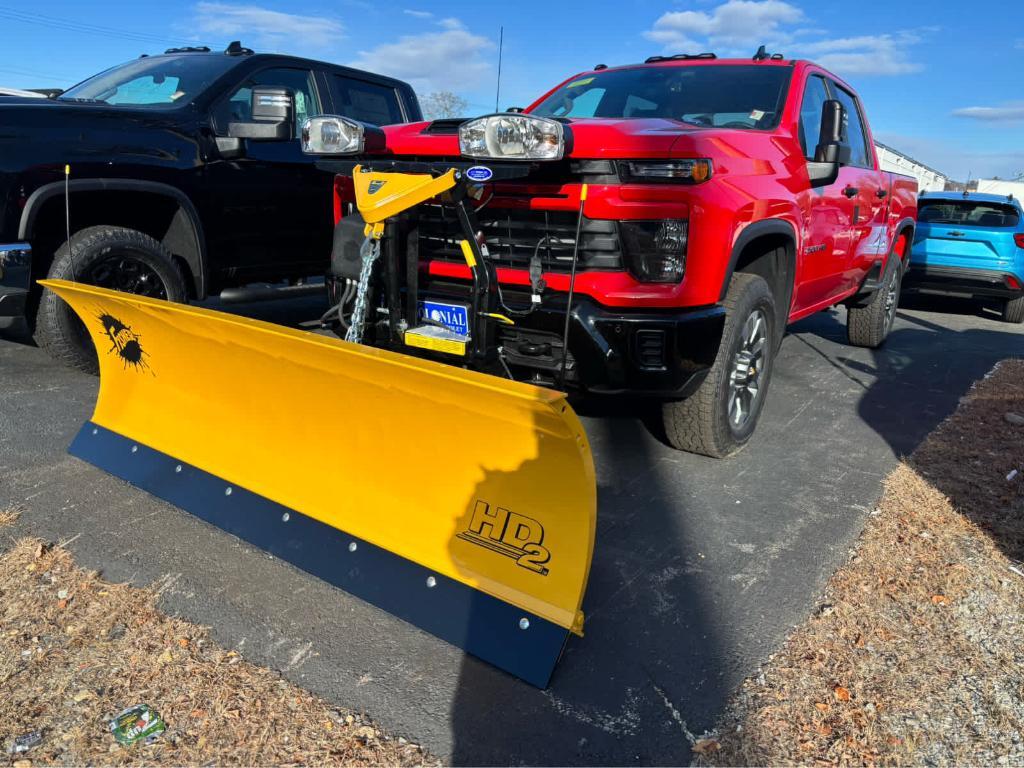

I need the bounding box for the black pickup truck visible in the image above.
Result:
[0,42,420,371]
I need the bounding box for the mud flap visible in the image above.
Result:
[41,279,596,687]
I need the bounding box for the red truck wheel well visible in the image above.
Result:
[726,222,797,333]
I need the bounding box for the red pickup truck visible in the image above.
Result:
[312,50,918,457]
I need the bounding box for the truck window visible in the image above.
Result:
[531,65,792,130]
[332,75,404,125]
[798,75,830,160]
[212,67,321,134]
[828,82,871,169]
[60,55,238,107]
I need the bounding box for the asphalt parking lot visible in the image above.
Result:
[1,294,1021,764]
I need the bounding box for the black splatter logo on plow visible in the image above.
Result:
[98,313,151,372]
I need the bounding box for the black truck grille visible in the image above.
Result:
[416,204,622,272]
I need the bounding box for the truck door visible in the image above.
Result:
[828,82,891,284]
[203,66,332,284]
[793,74,855,312]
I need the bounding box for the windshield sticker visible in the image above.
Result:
[749,109,765,121]
[566,77,594,89]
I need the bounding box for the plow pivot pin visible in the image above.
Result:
[519,618,530,630]
[281,512,290,522]
[348,542,358,552]
[225,487,233,496]
[426,576,437,588]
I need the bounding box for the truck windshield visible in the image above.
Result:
[60,55,238,107]
[919,200,1021,228]
[531,65,792,130]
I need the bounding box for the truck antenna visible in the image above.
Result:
[494,26,504,112]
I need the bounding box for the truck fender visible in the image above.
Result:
[18,179,208,299]
[716,217,794,303]
[887,217,915,271]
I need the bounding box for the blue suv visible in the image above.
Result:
[904,191,1024,323]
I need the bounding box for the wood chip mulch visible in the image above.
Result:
[0,521,439,766]
[702,358,1024,766]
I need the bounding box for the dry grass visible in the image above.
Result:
[0,519,437,766]
[705,358,1024,766]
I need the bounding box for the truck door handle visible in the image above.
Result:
[843,186,858,198]
[949,230,965,237]
[876,188,888,198]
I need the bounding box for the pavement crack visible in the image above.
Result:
[651,682,696,746]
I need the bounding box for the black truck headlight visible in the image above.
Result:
[459,113,564,161]
[621,220,687,283]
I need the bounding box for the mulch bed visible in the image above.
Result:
[0,514,438,766]
[703,358,1024,766]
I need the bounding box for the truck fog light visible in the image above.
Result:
[621,220,687,283]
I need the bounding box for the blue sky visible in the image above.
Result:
[1,0,1021,180]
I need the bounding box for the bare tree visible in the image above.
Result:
[422,91,468,120]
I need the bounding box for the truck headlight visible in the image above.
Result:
[621,159,712,183]
[621,220,687,283]
[302,115,364,154]
[459,114,565,161]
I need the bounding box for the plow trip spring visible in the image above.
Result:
[41,166,596,687]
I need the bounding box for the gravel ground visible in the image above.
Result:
[0,517,437,767]
[703,358,1024,766]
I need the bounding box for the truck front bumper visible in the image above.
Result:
[504,298,726,398]
[407,277,726,398]
[902,263,1024,300]
[0,242,32,318]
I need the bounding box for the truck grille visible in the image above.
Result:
[416,204,622,271]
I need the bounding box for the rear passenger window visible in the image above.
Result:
[829,82,871,169]
[333,76,403,125]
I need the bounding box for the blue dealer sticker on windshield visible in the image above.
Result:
[466,166,493,182]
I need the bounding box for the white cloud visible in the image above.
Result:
[643,1,926,77]
[403,9,432,18]
[952,102,1024,122]
[646,0,803,51]
[797,34,922,76]
[194,2,343,50]
[348,18,493,93]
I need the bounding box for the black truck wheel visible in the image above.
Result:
[35,226,186,374]
[1002,296,1024,324]
[847,254,901,348]
[663,273,777,458]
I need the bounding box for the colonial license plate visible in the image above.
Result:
[419,299,469,336]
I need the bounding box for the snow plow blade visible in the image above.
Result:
[41,278,596,687]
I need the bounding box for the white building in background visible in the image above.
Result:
[975,178,1024,198]
[874,141,948,192]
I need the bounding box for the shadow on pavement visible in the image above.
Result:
[450,410,721,765]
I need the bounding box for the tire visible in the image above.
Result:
[1002,296,1024,324]
[847,254,901,348]
[663,273,777,458]
[34,226,186,374]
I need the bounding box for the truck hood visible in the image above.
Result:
[381,117,713,160]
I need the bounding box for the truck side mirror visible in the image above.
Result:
[807,99,851,187]
[227,86,295,141]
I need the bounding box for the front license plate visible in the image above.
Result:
[419,299,469,336]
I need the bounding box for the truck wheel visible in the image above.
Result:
[35,226,186,374]
[662,273,777,458]
[847,254,901,348]
[1002,296,1024,324]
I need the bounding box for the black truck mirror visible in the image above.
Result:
[227,86,295,141]
[807,99,850,187]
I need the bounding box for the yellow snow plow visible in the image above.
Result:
[42,276,595,687]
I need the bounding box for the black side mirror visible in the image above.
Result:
[227,86,295,141]
[807,99,850,187]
